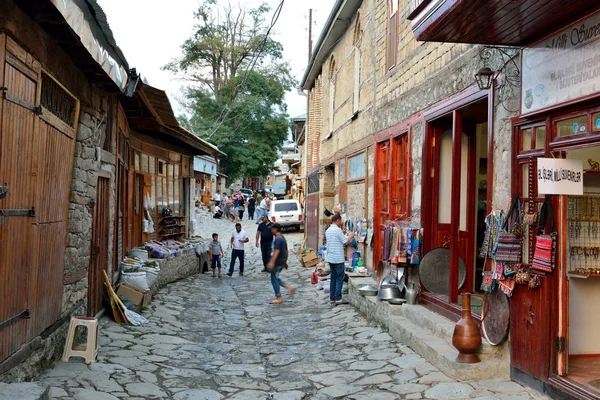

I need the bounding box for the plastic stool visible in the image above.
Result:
[62,316,98,364]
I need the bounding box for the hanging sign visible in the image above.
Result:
[537,158,583,195]
[521,9,600,115]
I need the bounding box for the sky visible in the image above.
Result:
[97,0,337,119]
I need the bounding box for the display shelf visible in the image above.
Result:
[159,224,186,229]
[568,271,600,279]
[159,232,185,238]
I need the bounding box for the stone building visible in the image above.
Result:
[0,0,221,382]
[301,0,519,381]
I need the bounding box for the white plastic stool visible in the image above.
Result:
[62,316,98,364]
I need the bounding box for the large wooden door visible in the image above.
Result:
[0,36,77,361]
[88,176,110,316]
[0,35,38,361]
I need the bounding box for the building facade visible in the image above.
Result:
[305,0,600,398]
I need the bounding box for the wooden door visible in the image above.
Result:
[374,141,391,265]
[426,113,477,302]
[88,176,110,316]
[0,36,77,360]
[510,156,559,381]
[0,35,38,361]
[133,173,143,248]
[305,193,319,251]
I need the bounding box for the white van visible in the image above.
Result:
[269,200,303,230]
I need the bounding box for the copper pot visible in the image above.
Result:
[452,293,481,363]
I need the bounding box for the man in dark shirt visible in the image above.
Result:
[247,194,256,220]
[256,215,274,273]
[266,223,294,304]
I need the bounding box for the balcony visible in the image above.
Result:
[408,0,600,46]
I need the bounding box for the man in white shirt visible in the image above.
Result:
[214,192,221,206]
[325,214,355,305]
[213,204,223,219]
[228,223,249,276]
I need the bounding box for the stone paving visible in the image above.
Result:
[41,217,548,400]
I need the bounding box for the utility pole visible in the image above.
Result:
[308,8,313,62]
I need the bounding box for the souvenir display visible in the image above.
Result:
[381,222,423,265]
[531,197,557,272]
[495,196,524,264]
[567,194,600,276]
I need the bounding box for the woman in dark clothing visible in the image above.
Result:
[247,195,256,220]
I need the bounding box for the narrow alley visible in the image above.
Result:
[39,219,546,400]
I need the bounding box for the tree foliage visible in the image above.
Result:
[165,0,293,180]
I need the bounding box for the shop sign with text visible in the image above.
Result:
[522,9,600,115]
[537,158,583,195]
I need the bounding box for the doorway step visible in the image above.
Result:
[348,277,510,381]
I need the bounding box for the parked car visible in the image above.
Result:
[239,188,253,199]
[269,200,303,231]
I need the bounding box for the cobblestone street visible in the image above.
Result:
[41,218,547,400]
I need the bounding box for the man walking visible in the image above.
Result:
[256,215,273,272]
[247,194,256,220]
[228,223,249,276]
[325,214,355,305]
[267,223,294,304]
[255,196,270,224]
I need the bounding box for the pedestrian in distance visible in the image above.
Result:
[214,192,221,206]
[212,204,223,219]
[236,192,245,220]
[266,223,294,304]
[228,223,249,276]
[209,233,225,278]
[255,196,270,224]
[256,215,274,272]
[247,194,256,220]
[325,214,355,305]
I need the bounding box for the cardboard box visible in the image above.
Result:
[117,283,151,312]
[302,250,319,268]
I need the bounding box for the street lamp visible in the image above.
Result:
[474,67,495,90]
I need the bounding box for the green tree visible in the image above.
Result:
[165,1,293,180]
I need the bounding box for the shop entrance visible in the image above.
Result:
[563,146,600,394]
[422,94,490,313]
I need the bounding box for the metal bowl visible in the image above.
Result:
[387,298,406,305]
[378,286,402,300]
[359,285,378,296]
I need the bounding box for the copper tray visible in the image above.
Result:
[481,290,509,346]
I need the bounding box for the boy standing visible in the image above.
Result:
[210,233,225,278]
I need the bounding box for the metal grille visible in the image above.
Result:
[308,172,320,194]
[41,73,76,127]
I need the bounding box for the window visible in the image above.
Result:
[387,0,399,70]
[348,152,366,180]
[274,202,299,212]
[519,124,546,152]
[339,158,346,181]
[308,172,320,194]
[41,72,77,127]
[556,115,588,137]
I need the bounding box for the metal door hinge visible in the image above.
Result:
[556,336,566,353]
[0,309,30,331]
[0,207,35,218]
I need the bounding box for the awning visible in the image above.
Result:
[409,0,600,46]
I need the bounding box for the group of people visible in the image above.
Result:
[208,216,294,304]
[208,212,354,306]
[212,190,275,225]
